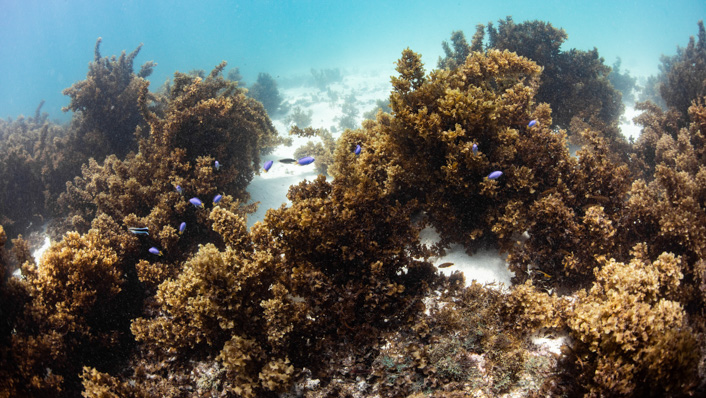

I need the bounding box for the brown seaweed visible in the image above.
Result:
[439,17,628,155]
[2,18,706,396]
[658,20,706,121]
[62,38,155,160]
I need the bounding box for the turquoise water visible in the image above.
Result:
[1,0,704,121]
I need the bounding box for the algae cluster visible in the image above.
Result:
[1,19,706,398]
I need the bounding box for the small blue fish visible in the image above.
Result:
[297,156,315,165]
[128,227,149,235]
[214,160,221,170]
[354,145,361,155]
[213,194,222,204]
[179,222,186,234]
[472,143,478,156]
[176,185,183,194]
[149,247,162,256]
[487,171,503,180]
[528,120,538,128]
[189,197,203,207]
[263,160,273,172]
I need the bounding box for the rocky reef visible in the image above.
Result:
[1,19,706,397]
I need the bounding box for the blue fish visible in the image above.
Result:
[487,171,503,180]
[149,247,162,256]
[179,222,186,234]
[213,194,222,204]
[263,160,273,172]
[528,120,538,128]
[215,160,221,170]
[189,197,203,207]
[297,156,315,165]
[354,145,361,155]
[472,143,478,156]
[175,185,183,194]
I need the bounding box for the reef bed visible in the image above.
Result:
[1,18,706,398]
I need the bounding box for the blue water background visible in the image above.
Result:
[1,0,704,121]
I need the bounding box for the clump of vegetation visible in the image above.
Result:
[659,20,706,120]
[567,245,699,396]
[63,37,155,160]
[333,47,626,291]
[362,98,392,120]
[608,57,638,104]
[123,172,438,396]
[226,67,244,84]
[336,93,359,130]
[284,106,313,127]
[291,126,335,175]
[437,28,483,70]
[59,62,279,236]
[1,38,157,239]
[0,109,65,236]
[247,72,285,116]
[0,215,143,396]
[310,67,343,91]
[439,17,626,153]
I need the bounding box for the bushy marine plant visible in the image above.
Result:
[291,125,336,175]
[333,48,555,251]
[310,67,343,91]
[0,103,90,237]
[0,113,58,236]
[58,62,279,241]
[439,18,627,154]
[487,17,624,135]
[0,39,161,240]
[608,57,638,104]
[62,37,156,160]
[125,174,437,396]
[437,26,487,71]
[247,72,285,117]
[284,106,313,127]
[567,245,699,396]
[333,48,631,291]
[657,20,706,121]
[130,219,299,397]
[0,215,144,397]
[0,61,281,397]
